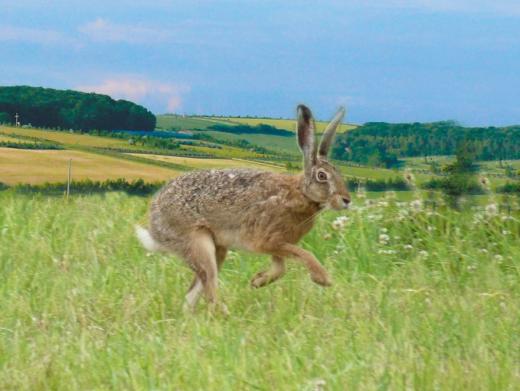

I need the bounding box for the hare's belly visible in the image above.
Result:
[213,229,253,250]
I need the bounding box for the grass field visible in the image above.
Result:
[0,135,36,143]
[0,148,179,185]
[129,154,285,172]
[0,126,128,148]
[180,144,266,159]
[0,192,519,389]
[210,116,358,133]
[201,130,300,155]
[156,115,357,133]
[156,115,221,131]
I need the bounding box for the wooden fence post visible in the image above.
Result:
[66,159,72,198]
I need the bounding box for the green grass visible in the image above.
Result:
[156,115,222,130]
[201,130,300,155]
[204,116,358,133]
[156,115,357,133]
[1,191,519,389]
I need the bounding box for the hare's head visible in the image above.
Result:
[297,104,351,210]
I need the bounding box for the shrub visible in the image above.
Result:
[13,178,164,196]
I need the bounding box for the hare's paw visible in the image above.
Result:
[311,269,332,287]
[251,271,270,288]
[208,302,230,317]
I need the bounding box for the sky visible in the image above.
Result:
[1,0,520,126]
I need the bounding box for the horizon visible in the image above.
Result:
[2,1,520,126]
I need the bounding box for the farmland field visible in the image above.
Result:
[155,115,357,133]
[0,126,128,148]
[0,135,35,143]
[156,115,221,131]
[201,130,300,155]
[0,148,179,185]
[0,192,519,389]
[202,116,358,133]
[180,144,266,159]
[129,154,285,172]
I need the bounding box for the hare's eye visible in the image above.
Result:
[317,171,328,182]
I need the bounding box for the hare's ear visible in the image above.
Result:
[318,106,345,158]
[297,104,317,175]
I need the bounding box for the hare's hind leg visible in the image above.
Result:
[182,229,219,311]
[251,256,286,288]
[185,245,228,309]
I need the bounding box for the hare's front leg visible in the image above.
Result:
[278,243,332,286]
[251,256,286,288]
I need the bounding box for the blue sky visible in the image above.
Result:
[1,1,519,125]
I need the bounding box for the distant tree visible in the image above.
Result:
[0,86,156,131]
[333,121,520,164]
[0,111,11,124]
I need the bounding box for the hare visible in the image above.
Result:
[136,104,350,312]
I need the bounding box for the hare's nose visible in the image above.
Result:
[342,197,351,207]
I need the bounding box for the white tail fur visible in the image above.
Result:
[135,225,161,252]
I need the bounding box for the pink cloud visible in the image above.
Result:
[76,76,190,112]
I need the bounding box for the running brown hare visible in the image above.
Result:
[136,104,351,312]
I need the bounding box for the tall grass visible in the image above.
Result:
[0,192,519,389]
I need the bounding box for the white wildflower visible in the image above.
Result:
[494,254,504,262]
[485,203,498,216]
[331,216,349,230]
[311,378,326,391]
[378,201,389,207]
[379,233,390,244]
[380,227,388,233]
[410,199,423,212]
[418,250,428,258]
[404,244,413,250]
[502,230,511,235]
[378,249,397,255]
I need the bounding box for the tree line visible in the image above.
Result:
[332,121,520,168]
[0,86,156,131]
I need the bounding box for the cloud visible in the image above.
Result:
[0,25,74,45]
[78,18,174,44]
[76,76,190,113]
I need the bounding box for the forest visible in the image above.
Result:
[332,121,520,167]
[0,86,156,131]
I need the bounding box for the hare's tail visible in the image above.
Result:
[135,225,162,252]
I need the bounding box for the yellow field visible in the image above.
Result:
[129,154,285,172]
[0,135,33,143]
[180,145,265,159]
[0,148,179,185]
[206,117,357,133]
[0,126,128,148]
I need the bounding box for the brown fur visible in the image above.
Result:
[139,105,350,311]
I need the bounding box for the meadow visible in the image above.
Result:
[200,116,358,133]
[0,190,519,390]
[129,154,285,172]
[0,126,128,148]
[0,148,179,185]
[156,115,357,133]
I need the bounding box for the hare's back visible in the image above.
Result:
[152,168,281,215]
